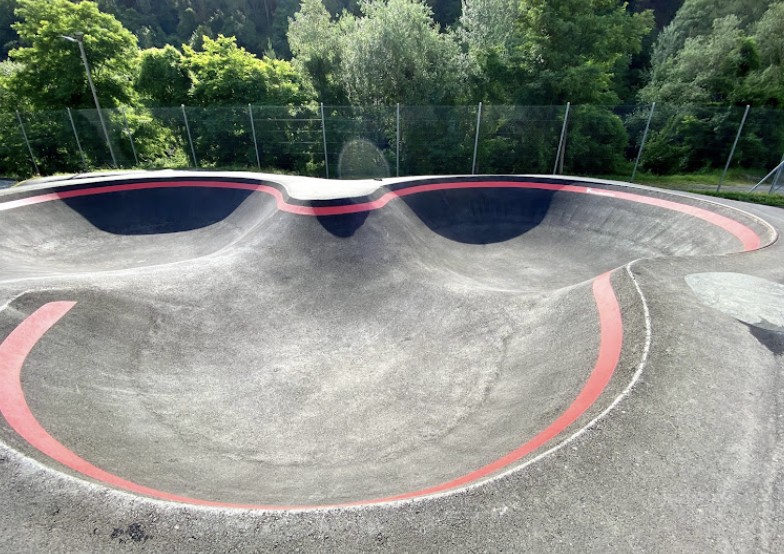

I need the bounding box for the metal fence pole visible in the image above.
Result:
[472,102,483,175]
[16,110,39,175]
[73,36,118,169]
[771,151,784,194]
[553,102,571,175]
[320,102,329,179]
[66,107,88,172]
[121,107,138,167]
[248,104,261,170]
[181,104,198,167]
[396,103,400,177]
[750,158,784,192]
[631,102,656,184]
[717,104,751,192]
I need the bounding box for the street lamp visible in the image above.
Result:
[61,32,118,168]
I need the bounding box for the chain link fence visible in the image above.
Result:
[3,103,784,190]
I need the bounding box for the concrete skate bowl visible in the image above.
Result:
[0,175,774,509]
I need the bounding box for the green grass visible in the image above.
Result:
[689,190,784,208]
[580,166,784,206]
[597,167,765,190]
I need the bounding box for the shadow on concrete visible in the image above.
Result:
[316,209,371,238]
[397,187,555,245]
[745,323,784,356]
[60,187,255,235]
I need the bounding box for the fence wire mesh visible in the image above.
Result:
[2,104,783,192]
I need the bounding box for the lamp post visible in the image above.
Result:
[61,32,118,168]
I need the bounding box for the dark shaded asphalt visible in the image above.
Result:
[0,173,782,553]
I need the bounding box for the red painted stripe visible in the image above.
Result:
[0,270,622,509]
[604,188,761,251]
[0,302,228,507]
[370,270,622,503]
[0,180,762,251]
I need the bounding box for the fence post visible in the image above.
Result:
[396,103,400,177]
[750,157,784,192]
[66,107,88,172]
[121,107,138,167]
[471,102,483,175]
[717,104,750,192]
[631,102,656,184]
[181,104,198,168]
[248,104,261,170]
[771,151,784,194]
[320,102,329,179]
[553,102,571,175]
[16,110,39,175]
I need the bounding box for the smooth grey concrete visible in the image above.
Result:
[0,173,782,552]
[686,272,784,331]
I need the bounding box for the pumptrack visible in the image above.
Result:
[0,173,775,510]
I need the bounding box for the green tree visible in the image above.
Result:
[627,0,683,30]
[459,0,518,58]
[425,0,462,28]
[291,0,466,106]
[0,0,21,60]
[288,0,348,104]
[509,0,654,105]
[177,35,315,171]
[635,1,784,174]
[458,0,653,104]
[135,45,192,106]
[640,2,784,108]
[743,2,784,108]
[456,0,520,103]
[340,0,465,104]
[456,0,649,175]
[184,34,311,106]
[6,0,138,110]
[0,60,24,112]
[640,16,760,105]
[649,0,773,64]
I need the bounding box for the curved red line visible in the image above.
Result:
[0,302,225,507]
[0,180,762,251]
[0,271,622,509]
[372,270,622,503]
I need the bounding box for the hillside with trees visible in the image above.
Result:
[0,0,670,112]
[0,0,782,181]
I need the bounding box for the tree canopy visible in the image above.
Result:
[5,0,138,110]
[460,0,654,105]
[183,35,311,106]
[290,0,465,105]
[0,0,781,112]
[287,0,347,104]
[135,44,192,107]
[640,0,784,107]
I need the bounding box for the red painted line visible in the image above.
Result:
[0,180,762,251]
[369,270,622,503]
[0,271,622,509]
[605,189,761,252]
[0,302,229,507]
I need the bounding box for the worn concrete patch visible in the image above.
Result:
[686,272,784,332]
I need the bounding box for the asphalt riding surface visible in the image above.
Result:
[0,173,781,552]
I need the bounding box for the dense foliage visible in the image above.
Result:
[635,0,784,173]
[6,0,139,110]
[0,0,782,180]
